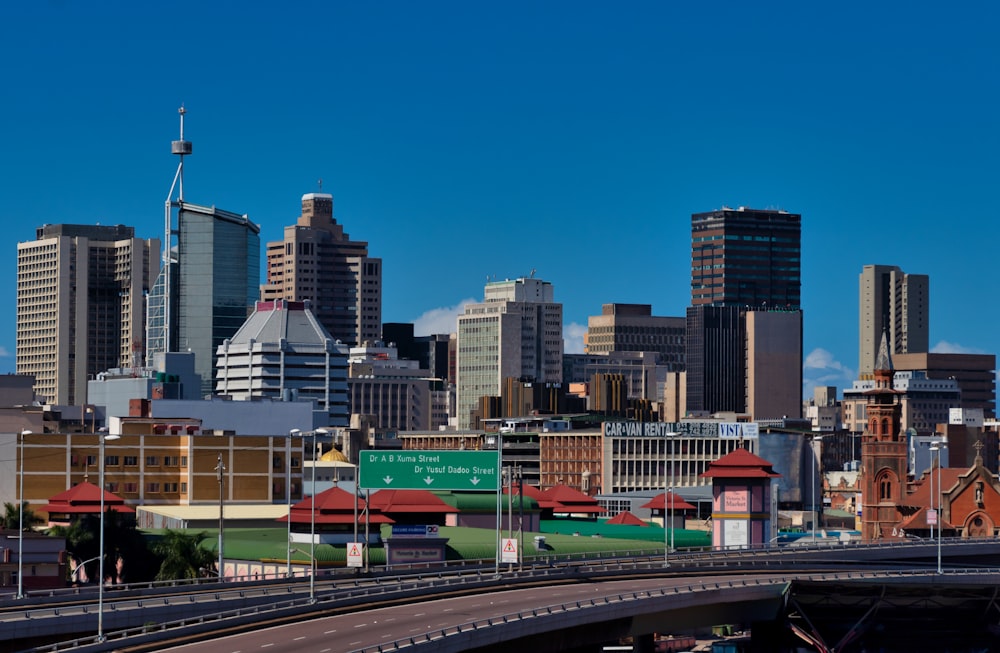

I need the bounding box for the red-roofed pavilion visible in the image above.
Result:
[640,492,696,530]
[368,490,459,526]
[43,481,134,527]
[278,486,393,544]
[540,484,607,519]
[700,448,780,549]
[605,510,649,527]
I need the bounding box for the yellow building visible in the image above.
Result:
[8,430,304,519]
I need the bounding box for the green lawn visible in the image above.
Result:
[159,520,709,567]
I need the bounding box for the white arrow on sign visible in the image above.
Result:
[423,476,435,485]
[382,476,393,485]
[470,476,480,486]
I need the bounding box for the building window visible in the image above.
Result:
[124,456,138,466]
[146,456,159,466]
[146,483,160,493]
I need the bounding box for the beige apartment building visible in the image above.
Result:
[16,225,160,406]
[261,193,382,346]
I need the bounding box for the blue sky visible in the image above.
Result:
[3,2,998,398]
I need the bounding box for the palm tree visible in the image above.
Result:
[1,501,43,532]
[152,530,217,581]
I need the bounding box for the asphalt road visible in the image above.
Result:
[158,576,713,653]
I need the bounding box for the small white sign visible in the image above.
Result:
[347,542,364,568]
[927,509,937,526]
[500,537,519,564]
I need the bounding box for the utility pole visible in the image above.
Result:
[216,453,226,579]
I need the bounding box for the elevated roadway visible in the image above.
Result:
[9,537,1000,652]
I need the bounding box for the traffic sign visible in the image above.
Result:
[501,537,519,564]
[347,542,364,568]
[359,450,499,491]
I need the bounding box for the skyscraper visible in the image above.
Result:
[146,108,262,397]
[261,193,382,346]
[17,224,160,405]
[858,264,929,377]
[685,207,803,419]
[691,207,801,309]
[456,276,562,429]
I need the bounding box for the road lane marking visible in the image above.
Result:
[324,629,337,634]
[294,636,306,641]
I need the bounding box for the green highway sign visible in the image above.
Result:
[359,450,499,491]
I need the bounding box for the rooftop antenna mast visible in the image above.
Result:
[163,106,193,356]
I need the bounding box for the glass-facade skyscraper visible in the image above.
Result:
[146,202,260,397]
[686,207,803,419]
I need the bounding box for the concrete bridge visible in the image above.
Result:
[7,538,1000,653]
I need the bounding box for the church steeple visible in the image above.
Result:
[874,329,893,373]
[860,328,906,541]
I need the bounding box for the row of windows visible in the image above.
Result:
[79,455,190,467]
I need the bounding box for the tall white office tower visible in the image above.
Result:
[455,276,563,429]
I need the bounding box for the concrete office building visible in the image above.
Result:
[842,371,961,436]
[563,351,664,403]
[261,193,382,347]
[686,207,803,420]
[215,299,349,427]
[17,224,160,406]
[456,276,562,429]
[347,341,435,432]
[858,265,929,377]
[584,303,685,371]
[893,352,996,419]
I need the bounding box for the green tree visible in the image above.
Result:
[152,530,217,581]
[2,501,43,531]
[50,511,159,585]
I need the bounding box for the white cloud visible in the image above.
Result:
[930,340,986,355]
[563,322,587,354]
[802,348,855,399]
[0,347,9,358]
[411,298,477,336]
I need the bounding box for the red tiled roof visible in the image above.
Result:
[640,492,697,512]
[278,486,394,525]
[43,481,135,515]
[699,447,781,479]
[605,511,649,526]
[368,490,459,514]
[540,484,607,514]
[504,485,556,508]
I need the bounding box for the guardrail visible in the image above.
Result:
[22,538,1000,652]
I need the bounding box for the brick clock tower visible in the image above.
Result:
[861,332,907,541]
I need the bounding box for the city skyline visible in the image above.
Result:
[4,3,999,399]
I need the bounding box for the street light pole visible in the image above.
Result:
[812,436,824,542]
[308,429,328,603]
[287,429,301,578]
[216,453,225,580]
[97,432,120,642]
[664,431,678,566]
[931,441,946,574]
[15,429,31,600]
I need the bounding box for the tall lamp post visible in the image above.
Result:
[97,432,120,642]
[287,429,301,578]
[308,429,329,603]
[16,429,32,600]
[931,441,946,574]
[812,436,824,542]
[664,431,679,566]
